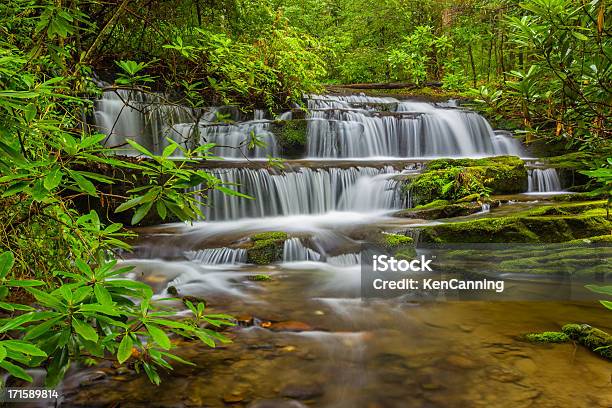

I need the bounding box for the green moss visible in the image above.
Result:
[405,156,527,206]
[272,119,308,158]
[251,231,288,241]
[562,323,612,360]
[567,235,612,243]
[378,233,417,259]
[456,193,481,203]
[524,331,569,343]
[246,231,288,265]
[383,233,414,248]
[414,199,450,209]
[248,274,272,281]
[418,213,611,244]
[395,201,483,220]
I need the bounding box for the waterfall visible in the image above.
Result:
[306,95,524,158]
[173,121,278,159]
[94,89,199,155]
[94,91,525,159]
[202,166,403,220]
[327,253,361,265]
[185,248,247,264]
[94,90,275,157]
[283,238,321,262]
[528,168,562,193]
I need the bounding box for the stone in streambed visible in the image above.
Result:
[246,232,288,265]
[562,323,612,360]
[445,355,478,369]
[248,399,308,408]
[280,383,324,400]
[267,320,313,332]
[402,156,528,207]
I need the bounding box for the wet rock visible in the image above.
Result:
[268,321,313,332]
[512,358,538,374]
[487,366,524,383]
[246,232,288,265]
[247,399,308,408]
[420,382,443,391]
[445,355,478,369]
[279,383,324,400]
[223,391,246,404]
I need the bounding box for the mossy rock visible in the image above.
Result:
[523,331,569,343]
[246,231,288,265]
[271,119,308,159]
[418,214,611,244]
[248,274,272,281]
[404,156,527,207]
[382,233,414,248]
[562,323,612,360]
[395,201,485,220]
[378,233,417,259]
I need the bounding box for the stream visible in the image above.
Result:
[55,94,610,407]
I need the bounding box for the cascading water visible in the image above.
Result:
[306,95,524,158]
[203,166,403,220]
[94,89,199,154]
[94,91,524,159]
[327,253,361,265]
[184,247,247,264]
[283,238,321,262]
[528,168,563,193]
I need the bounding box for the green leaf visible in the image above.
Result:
[131,202,153,225]
[600,300,612,310]
[94,284,113,306]
[0,345,6,362]
[0,251,14,279]
[3,340,47,357]
[156,200,167,220]
[115,196,143,213]
[24,316,63,340]
[6,279,45,287]
[79,303,120,316]
[0,360,32,382]
[69,170,97,196]
[72,318,99,342]
[44,168,63,190]
[572,31,588,41]
[26,288,64,309]
[126,139,155,157]
[145,324,171,350]
[117,334,133,363]
[585,285,612,297]
[0,313,36,333]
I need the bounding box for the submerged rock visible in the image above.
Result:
[280,383,324,400]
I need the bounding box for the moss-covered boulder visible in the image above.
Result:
[246,232,288,265]
[562,324,612,360]
[405,156,527,206]
[271,119,308,159]
[378,233,416,259]
[419,214,610,244]
[418,200,611,243]
[395,201,489,220]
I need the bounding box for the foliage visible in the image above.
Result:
[0,1,248,386]
[524,331,569,343]
[580,158,612,219]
